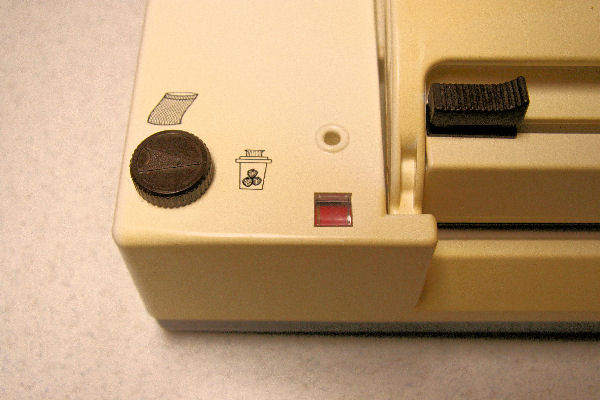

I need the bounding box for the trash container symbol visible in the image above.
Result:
[235,150,272,190]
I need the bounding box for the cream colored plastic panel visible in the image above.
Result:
[423,66,600,222]
[383,0,600,215]
[113,0,438,319]
[424,133,600,223]
[125,232,600,323]
[419,234,600,316]
[121,234,436,322]
[121,234,600,322]
[116,0,389,239]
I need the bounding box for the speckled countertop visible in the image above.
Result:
[1,1,599,399]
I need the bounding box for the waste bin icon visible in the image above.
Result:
[235,150,272,190]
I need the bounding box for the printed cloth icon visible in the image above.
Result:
[148,92,198,125]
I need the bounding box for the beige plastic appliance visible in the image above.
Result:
[113,0,600,331]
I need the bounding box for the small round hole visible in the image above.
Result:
[323,130,341,146]
[315,124,349,153]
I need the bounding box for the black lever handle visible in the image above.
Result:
[427,76,529,137]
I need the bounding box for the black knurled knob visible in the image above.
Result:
[130,130,213,208]
[427,76,530,137]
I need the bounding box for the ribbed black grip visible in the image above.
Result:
[428,76,529,128]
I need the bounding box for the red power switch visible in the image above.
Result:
[314,193,353,227]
